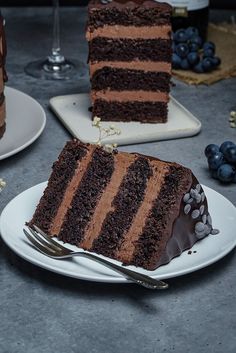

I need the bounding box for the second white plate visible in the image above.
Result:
[0,182,235,283]
[50,93,201,146]
[0,86,46,160]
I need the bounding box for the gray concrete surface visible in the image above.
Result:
[0,7,236,353]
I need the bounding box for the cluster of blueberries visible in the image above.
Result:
[205,141,236,183]
[172,27,221,73]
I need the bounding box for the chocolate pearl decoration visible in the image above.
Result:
[201,192,205,202]
[196,194,202,203]
[195,222,206,239]
[184,204,191,215]
[183,193,190,203]
[196,184,201,192]
[211,229,220,235]
[190,188,198,198]
[192,209,200,219]
[187,198,193,204]
[202,214,207,224]
[200,205,205,215]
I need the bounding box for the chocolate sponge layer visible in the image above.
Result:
[92,100,168,123]
[91,67,171,92]
[89,38,172,63]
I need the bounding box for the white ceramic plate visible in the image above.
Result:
[0,182,235,283]
[49,93,201,146]
[0,86,46,160]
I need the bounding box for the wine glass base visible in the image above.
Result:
[24,58,87,80]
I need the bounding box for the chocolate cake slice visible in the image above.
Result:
[29,140,215,271]
[0,12,7,139]
[86,0,172,123]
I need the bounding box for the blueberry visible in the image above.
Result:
[175,43,189,58]
[211,56,221,67]
[189,42,200,52]
[233,173,236,183]
[193,61,204,73]
[203,41,215,51]
[210,170,219,180]
[190,35,203,48]
[180,58,190,70]
[203,48,215,57]
[208,152,225,170]
[224,145,236,164]
[217,164,235,183]
[219,141,235,155]
[172,42,176,52]
[172,53,182,69]
[187,52,200,66]
[185,27,199,40]
[204,144,220,158]
[202,57,213,72]
[173,29,188,43]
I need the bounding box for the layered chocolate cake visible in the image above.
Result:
[29,140,215,270]
[0,12,7,139]
[86,0,172,123]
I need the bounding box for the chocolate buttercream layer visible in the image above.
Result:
[58,148,114,246]
[89,38,172,62]
[88,1,171,29]
[91,68,171,92]
[87,25,171,40]
[91,156,153,257]
[29,140,89,233]
[90,61,171,76]
[91,90,169,103]
[92,100,168,123]
[131,165,193,270]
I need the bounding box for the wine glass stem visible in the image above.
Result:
[48,0,65,64]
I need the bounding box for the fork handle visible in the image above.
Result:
[71,252,168,290]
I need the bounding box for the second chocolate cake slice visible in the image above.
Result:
[86,0,172,123]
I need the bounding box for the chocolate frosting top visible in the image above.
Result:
[89,0,172,11]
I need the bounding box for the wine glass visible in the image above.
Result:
[24,0,86,80]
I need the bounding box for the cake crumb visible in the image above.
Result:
[188,250,192,255]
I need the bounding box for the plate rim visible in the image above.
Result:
[0,86,46,160]
[0,182,235,283]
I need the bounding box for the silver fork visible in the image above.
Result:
[23,225,168,290]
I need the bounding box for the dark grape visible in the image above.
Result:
[190,35,202,48]
[224,145,236,164]
[172,53,182,69]
[180,58,190,70]
[185,27,199,40]
[193,62,204,73]
[173,29,188,43]
[217,164,235,183]
[202,57,213,72]
[204,144,220,158]
[208,152,225,170]
[189,42,200,52]
[203,48,215,58]
[219,141,235,155]
[187,52,200,66]
[175,43,189,58]
[203,41,215,51]
[211,56,221,67]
